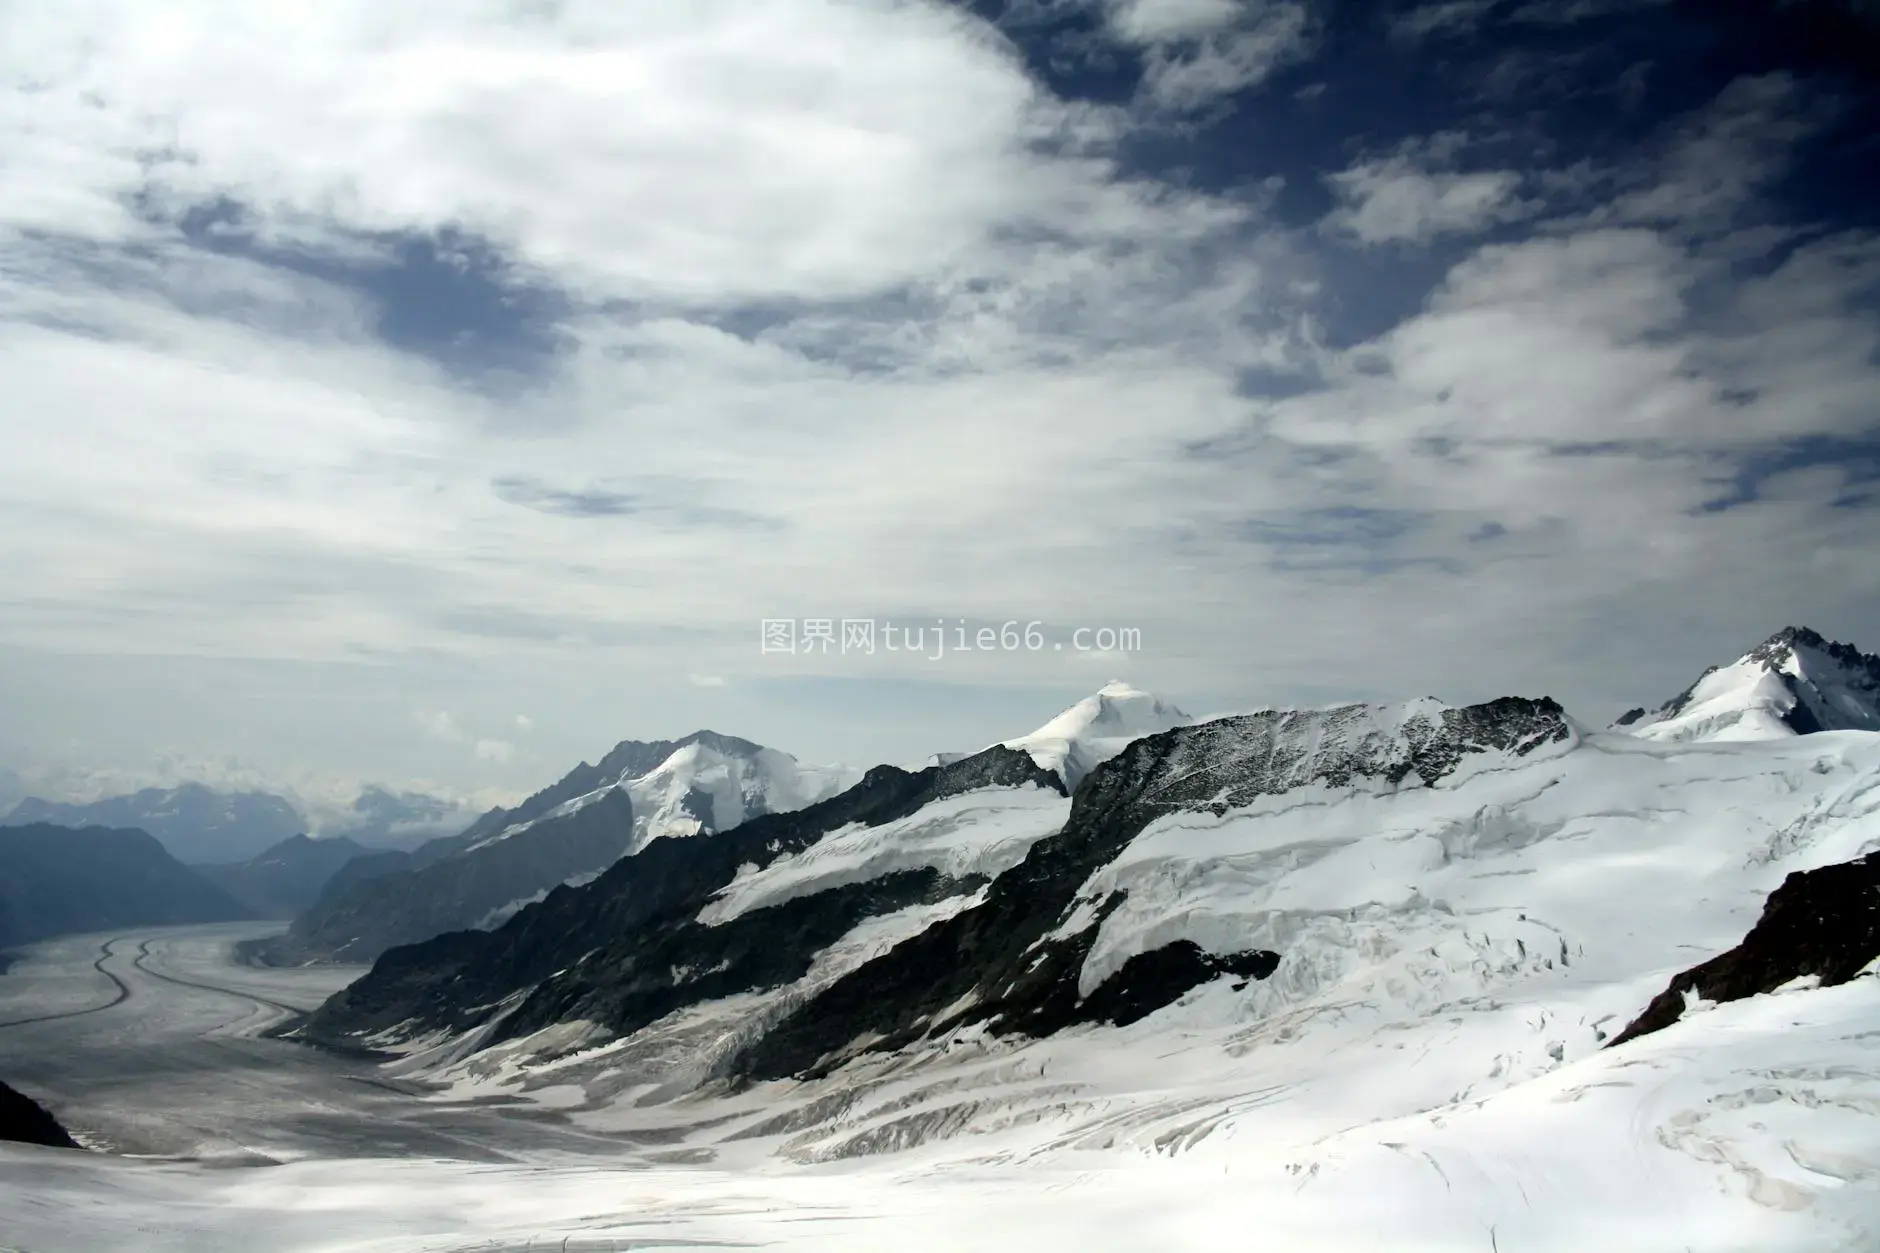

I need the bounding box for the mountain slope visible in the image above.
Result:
[192,834,383,919]
[0,824,253,947]
[2,783,304,865]
[735,696,1572,1080]
[296,744,1065,1064]
[1610,849,1880,1046]
[257,732,858,965]
[251,789,636,965]
[1616,625,1880,742]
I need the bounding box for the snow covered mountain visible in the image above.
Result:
[469,731,860,859]
[255,731,857,964]
[1002,679,1190,788]
[1615,625,1880,741]
[284,673,1880,1249]
[298,742,1068,1062]
[295,683,1194,1051]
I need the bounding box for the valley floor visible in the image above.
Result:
[1,924,1878,1251]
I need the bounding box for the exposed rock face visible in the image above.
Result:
[1609,850,1880,1047]
[734,696,1572,1081]
[0,824,253,948]
[1618,626,1880,742]
[0,1080,80,1149]
[1077,942,1280,1029]
[298,745,1064,1049]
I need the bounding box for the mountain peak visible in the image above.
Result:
[475,730,861,857]
[1619,626,1880,742]
[1005,682,1191,790]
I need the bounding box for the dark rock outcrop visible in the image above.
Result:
[1609,850,1880,1047]
[1078,942,1280,1028]
[0,824,253,948]
[0,1080,80,1149]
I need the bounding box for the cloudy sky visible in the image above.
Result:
[2,0,1876,808]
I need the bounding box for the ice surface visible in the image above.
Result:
[697,783,1067,925]
[3,971,1877,1251]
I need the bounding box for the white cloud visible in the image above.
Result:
[1389,0,1674,39]
[474,739,516,764]
[514,715,534,733]
[1324,135,1526,244]
[0,1,1130,306]
[1597,74,1832,240]
[1388,0,1500,41]
[689,675,730,688]
[1101,0,1314,113]
[0,0,1298,680]
[415,710,466,744]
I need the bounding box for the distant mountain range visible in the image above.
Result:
[0,824,253,949]
[284,628,1880,1171]
[1,785,302,866]
[0,781,473,868]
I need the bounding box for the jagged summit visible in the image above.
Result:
[1616,626,1880,742]
[1003,680,1191,789]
